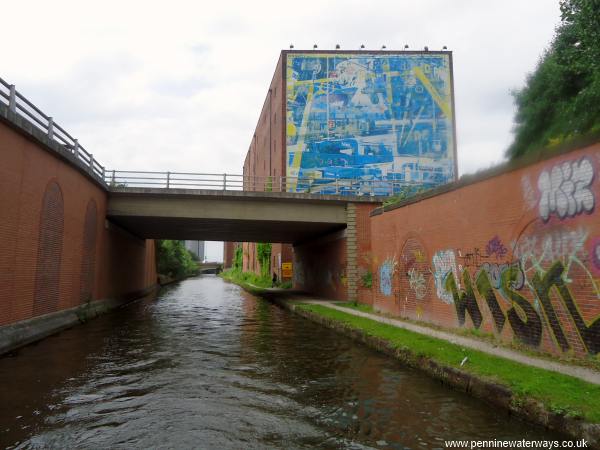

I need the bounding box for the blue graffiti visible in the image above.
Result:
[379,259,395,296]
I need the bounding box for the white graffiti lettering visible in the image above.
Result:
[538,157,595,221]
[408,267,427,300]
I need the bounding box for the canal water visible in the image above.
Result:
[0,275,563,449]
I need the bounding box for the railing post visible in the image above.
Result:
[73,139,79,155]
[47,117,54,139]
[279,176,283,192]
[111,170,116,186]
[335,177,339,195]
[166,171,170,189]
[223,173,227,191]
[101,166,105,181]
[8,85,16,113]
[89,154,94,172]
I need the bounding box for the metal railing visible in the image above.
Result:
[105,170,415,197]
[0,77,105,182]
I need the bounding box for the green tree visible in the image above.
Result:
[156,240,198,279]
[256,243,272,278]
[233,245,243,271]
[507,0,600,159]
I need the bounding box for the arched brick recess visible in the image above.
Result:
[33,181,64,316]
[80,199,97,304]
[399,235,430,317]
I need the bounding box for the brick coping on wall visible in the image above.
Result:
[0,102,107,191]
[371,134,600,217]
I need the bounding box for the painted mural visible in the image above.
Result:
[286,52,456,195]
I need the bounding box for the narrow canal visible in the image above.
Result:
[0,276,562,449]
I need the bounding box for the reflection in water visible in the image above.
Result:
[0,275,562,449]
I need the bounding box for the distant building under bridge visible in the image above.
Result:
[184,240,205,262]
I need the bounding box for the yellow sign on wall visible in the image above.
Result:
[282,262,293,278]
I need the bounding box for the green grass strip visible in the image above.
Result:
[297,303,600,422]
[220,268,273,288]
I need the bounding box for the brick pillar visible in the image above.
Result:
[346,203,358,301]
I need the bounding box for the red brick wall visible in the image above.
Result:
[0,120,157,327]
[241,52,293,276]
[291,203,376,301]
[223,241,237,269]
[270,243,293,282]
[369,142,600,358]
[356,203,376,305]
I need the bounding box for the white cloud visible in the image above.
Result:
[1,0,562,261]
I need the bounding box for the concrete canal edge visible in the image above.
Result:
[257,293,600,447]
[0,285,158,356]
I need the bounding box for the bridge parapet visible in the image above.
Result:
[0,75,411,200]
[0,77,106,183]
[106,170,416,198]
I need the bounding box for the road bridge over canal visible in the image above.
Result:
[107,186,379,244]
[0,74,383,350]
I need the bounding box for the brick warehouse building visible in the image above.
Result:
[230,49,458,282]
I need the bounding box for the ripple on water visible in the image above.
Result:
[0,275,567,449]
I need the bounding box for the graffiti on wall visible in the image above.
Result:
[538,157,595,221]
[432,249,459,304]
[371,152,600,355]
[591,237,600,276]
[432,221,600,354]
[408,268,427,299]
[400,238,430,301]
[480,262,524,290]
[286,52,456,195]
[485,236,508,260]
[513,225,599,294]
[379,257,397,296]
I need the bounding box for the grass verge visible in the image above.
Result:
[220,268,293,291]
[219,269,271,296]
[337,301,600,372]
[220,268,272,288]
[297,303,600,423]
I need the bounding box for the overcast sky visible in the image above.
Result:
[1,1,561,261]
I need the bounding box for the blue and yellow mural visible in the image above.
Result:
[286,52,456,195]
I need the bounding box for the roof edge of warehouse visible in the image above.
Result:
[281,49,452,55]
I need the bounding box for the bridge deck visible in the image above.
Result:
[107,188,382,243]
